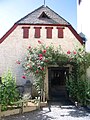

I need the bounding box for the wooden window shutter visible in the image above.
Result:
[46,27,53,38]
[57,27,64,38]
[22,27,30,38]
[34,27,41,38]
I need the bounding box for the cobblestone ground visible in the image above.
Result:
[2,102,90,120]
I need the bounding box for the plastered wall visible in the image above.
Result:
[0,25,82,85]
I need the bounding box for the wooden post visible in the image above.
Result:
[38,97,40,109]
[21,102,23,114]
[40,89,43,102]
[43,91,45,102]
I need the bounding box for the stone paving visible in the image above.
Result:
[2,102,90,120]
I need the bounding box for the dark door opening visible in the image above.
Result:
[48,67,69,101]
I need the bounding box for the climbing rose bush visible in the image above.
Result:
[23,43,68,92]
[23,41,89,94]
[22,40,90,104]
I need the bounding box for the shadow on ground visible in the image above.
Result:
[3,101,90,120]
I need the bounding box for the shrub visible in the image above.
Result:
[0,70,19,110]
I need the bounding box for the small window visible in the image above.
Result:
[57,27,64,38]
[39,12,50,19]
[22,27,30,39]
[34,27,41,38]
[45,27,53,38]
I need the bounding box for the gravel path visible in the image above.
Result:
[2,102,90,120]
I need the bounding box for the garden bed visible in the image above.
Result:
[0,99,47,118]
[0,99,40,118]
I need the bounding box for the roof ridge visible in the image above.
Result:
[46,6,70,25]
[16,5,45,24]
[16,5,70,25]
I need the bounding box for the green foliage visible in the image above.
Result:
[0,70,19,110]
[23,42,90,104]
[66,74,88,105]
[86,88,90,102]
[23,44,69,94]
[66,48,90,105]
[66,75,78,101]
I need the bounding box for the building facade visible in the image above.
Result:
[77,0,90,52]
[0,6,83,100]
[77,0,90,38]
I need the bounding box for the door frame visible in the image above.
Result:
[48,67,69,100]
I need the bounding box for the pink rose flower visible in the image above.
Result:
[41,67,44,71]
[16,60,20,64]
[22,75,26,79]
[28,46,31,49]
[39,56,43,60]
[36,70,39,74]
[43,50,46,53]
[39,54,43,57]
[39,54,43,60]
[67,50,71,54]
[73,51,76,54]
[38,40,42,44]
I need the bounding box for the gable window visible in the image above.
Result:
[57,27,64,38]
[34,27,41,38]
[22,27,30,39]
[39,12,50,19]
[45,27,53,38]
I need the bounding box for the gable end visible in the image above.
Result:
[68,25,83,44]
[0,24,17,44]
